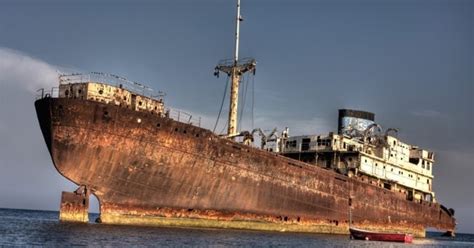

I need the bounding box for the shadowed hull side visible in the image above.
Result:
[35,98,455,237]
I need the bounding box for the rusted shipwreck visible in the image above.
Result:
[34,0,455,238]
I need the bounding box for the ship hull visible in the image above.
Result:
[35,97,456,237]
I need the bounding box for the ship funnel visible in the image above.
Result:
[338,109,375,136]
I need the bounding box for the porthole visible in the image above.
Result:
[99,89,104,95]
[195,133,200,137]
[156,123,161,128]
[175,128,178,132]
[183,130,187,134]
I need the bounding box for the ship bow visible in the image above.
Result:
[35,98,53,154]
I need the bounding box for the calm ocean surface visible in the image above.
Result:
[0,208,472,247]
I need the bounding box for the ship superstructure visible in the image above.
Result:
[268,110,438,204]
[34,0,456,238]
[57,73,165,115]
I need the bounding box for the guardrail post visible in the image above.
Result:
[37,88,44,99]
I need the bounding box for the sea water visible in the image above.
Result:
[0,208,473,247]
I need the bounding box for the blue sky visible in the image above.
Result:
[0,0,473,233]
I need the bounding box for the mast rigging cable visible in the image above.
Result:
[238,73,251,131]
[213,76,230,133]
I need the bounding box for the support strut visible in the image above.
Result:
[59,185,90,223]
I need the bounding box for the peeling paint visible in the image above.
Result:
[35,97,456,237]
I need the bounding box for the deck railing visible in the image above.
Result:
[58,72,165,101]
[36,87,59,99]
[166,108,201,127]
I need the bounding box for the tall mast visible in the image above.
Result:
[214,0,256,138]
[234,0,240,64]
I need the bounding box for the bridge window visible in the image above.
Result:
[301,138,311,151]
[287,140,297,148]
